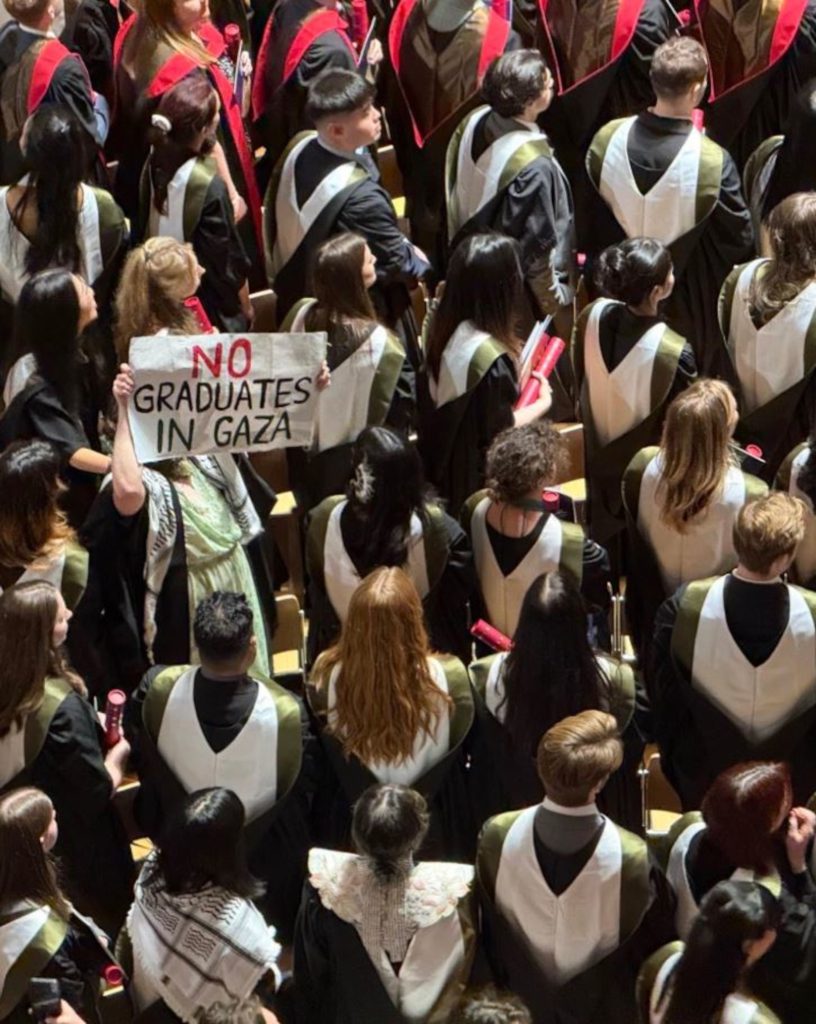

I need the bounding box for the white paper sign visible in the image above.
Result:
[127,332,327,462]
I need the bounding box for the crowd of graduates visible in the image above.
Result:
[4,0,816,1020]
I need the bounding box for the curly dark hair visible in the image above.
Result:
[450,988,532,1024]
[485,421,564,504]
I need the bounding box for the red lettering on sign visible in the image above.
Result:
[192,343,223,378]
[227,338,252,378]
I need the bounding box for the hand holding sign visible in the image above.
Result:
[127,332,328,463]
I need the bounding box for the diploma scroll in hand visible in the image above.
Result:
[471,619,512,652]
[514,335,566,410]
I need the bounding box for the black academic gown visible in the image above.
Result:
[449,110,576,332]
[586,111,755,372]
[539,0,671,244]
[417,353,517,518]
[127,666,319,941]
[647,578,816,808]
[252,0,358,169]
[61,0,117,100]
[0,24,99,184]
[266,136,429,350]
[2,692,135,936]
[305,498,474,665]
[701,0,816,169]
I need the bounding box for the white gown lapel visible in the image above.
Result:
[598,118,701,245]
[431,321,494,408]
[148,157,196,242]
[0,906,50,997]
[157,668,279,821]
[315,327,388,451]
[494,807,622,985]
[665,820,707,939]
[790,448,816,584]
[691,577,816,741]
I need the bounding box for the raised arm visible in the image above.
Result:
[111,364,146,517]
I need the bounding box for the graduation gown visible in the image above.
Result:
[742,133,783,234]
[776,442,816,588]
[586,111,755,369]
[0,678,134,936]
[112,15,264,286]
[417,320,517,517]
[0,26,99,185]
[622,446,767,656]
[461,490,585,637]
[138,154,250,332]
[638,940,781,1024]
[445,105,575,328]
[718,258,816,480]
[251,0,358,168]
[697,0,816,169]
[468,651,643,831]
[132,664,313,939]
[305,495,474,664]
[0,903,113,1024]
[281,302,415,509]
[61,0,118,100]
[384,0,515,261]
[264,132,428,340]
[294,851,477,1024]
[648,575,816,807]
[573,298,691,546]
[476,803,665,1024]
[537,0,671,243]
[307,656,479,860]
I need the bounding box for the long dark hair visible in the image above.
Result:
[13,269,81,414]
[425,233,522,380]
[305,232,378,368]
[0,787,68,917]
[149,72,219,215]
[500,572,611,759]
[343,426,431,576]
[17,105,89,276]
[660,881,778,1024]
[150,788,263,900]
[762,80,816,220]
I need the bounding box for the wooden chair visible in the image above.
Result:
[272,593,307,691]
[640,748,682,840]
[250,288,278,332]
[377,143,405,201]
[552,422,584,483]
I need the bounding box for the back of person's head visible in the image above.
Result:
[536,709,623,806]
[150,73,219,214]
[649,36,708,99]
[661,881,779,1024]
[21,105,89,275]
[485,421,564,504]
[762,81,816,218]
[351,784,429,879]
[0,440,71,570]
[142,0,214,63]
[345,426,429,574]
[155,787,262,899]
[198,996,267,1024]
[502,572,610,759]
[14,269,81,412]
[426,233,522,380]
[594,237,673,307]
[751,192,816,323]
[482,50,550,118]
[702,761,792,874]
[308,232,377,324]
[114,238,198,361]
[319,566,451,765]
[193,592,254,671]
[732,492,805,575]
[306,68,375,124]
[3,0,51,28]
[0,787,65,915]
[658,379,737,531]
[450,988,532,1024]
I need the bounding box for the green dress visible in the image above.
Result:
[176,461,269,676]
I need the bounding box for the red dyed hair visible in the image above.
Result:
[702,761,792,874]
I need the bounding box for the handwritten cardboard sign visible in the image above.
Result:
[127,332,327,462]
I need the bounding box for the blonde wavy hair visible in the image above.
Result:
[657,379,737,532]
[114,237,199,361]
[750,193,816,324]
[126,0,214,70]
[314,567,453,765]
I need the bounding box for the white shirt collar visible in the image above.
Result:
[541,797,600,817]
[316,136,360,160]
[19,24,53,37]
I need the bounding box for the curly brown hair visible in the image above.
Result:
[485,421,564,504]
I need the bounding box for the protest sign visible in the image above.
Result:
[127,332,327,462]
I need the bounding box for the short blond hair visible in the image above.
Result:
[4,0,50,24]
[732,492,806,574]
[536,710,623,806]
